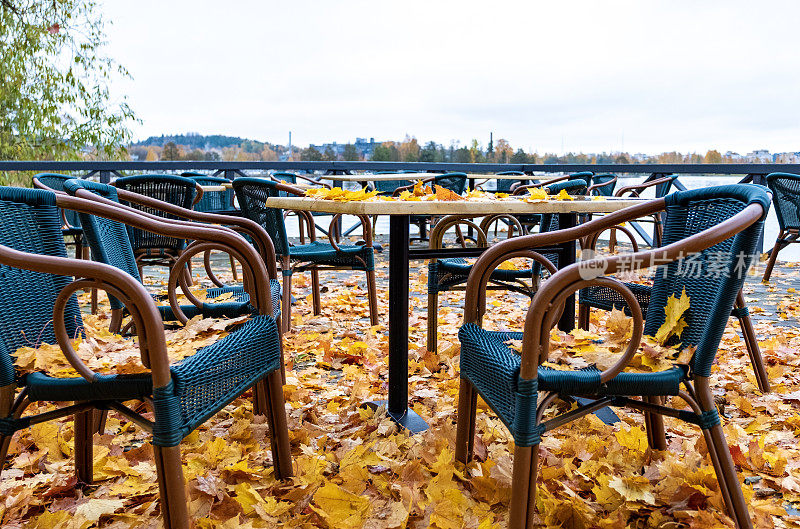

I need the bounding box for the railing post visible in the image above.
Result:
[98,171,112,184]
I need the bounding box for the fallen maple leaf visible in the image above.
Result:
[654,287,690,344]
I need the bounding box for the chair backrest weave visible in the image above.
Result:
[642,185,770,377]
[433,172,468,195]
[33,173,83,229]
[232,178,290,257]
[185,174,233,213]
[114,174,197,256]
[374,172,413,194]
[590,173,617,197]
[495,171,531,193]
[0,187,83,386]
[766,172,800,231]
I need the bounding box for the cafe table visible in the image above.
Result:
[264,195,645,432]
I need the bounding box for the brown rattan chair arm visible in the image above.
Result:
[587,176,618,195]
[192,183,204,206]
[428,215,487,251]
[290,174,332,189]
[93,188,279,280]
[516,202,765,380]
[614,176,674,198]
[0,245,172,388]
[479,214,525,239]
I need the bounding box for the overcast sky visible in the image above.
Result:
[101,1,800,154]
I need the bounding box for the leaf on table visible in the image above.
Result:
[555,188,575,200]
[434,185,466,201]
[524,187,548,201]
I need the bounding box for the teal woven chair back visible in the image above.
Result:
[766,173,800,231]
[232,178,291,257]
[590,173,617,196]
[114,174,197,256]
[643,185,770,377]
[33,173,82,229]
[569,171,594,182]
[374,172,412,194]
[186,175,233,213]
[495,171,532,193]
[271,172,297,185]
[0,187,83,386]
[433,172,468,195]
[62,180,141,310]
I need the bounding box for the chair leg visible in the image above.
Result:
[366,269,379,326]
[426,290,439,353]
[229,255,239,282]
[608,227,617,253]
[109,308,124,334]
[262,372,293,479]
[735,292,770,393]
[74,410,95,484]
[281,257,292,334]
[281,272,292,334]
[310,269,321,316]
[643,397,667,450]
[762,233,784,281]
[577,303,590,330]
[508,444,538,529]
[694,379,753,529]
[455,377,478,464]
[154,445,190,529]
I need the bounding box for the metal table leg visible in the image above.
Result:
[365,214,428,433]
[557,212,577,332]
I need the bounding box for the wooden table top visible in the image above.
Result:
[263,196,646,215]
[323,173,563,182]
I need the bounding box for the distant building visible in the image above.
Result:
[745,149,772,162]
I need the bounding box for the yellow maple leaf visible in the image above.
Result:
[311,482,372,529]
[525,187,548,201]
[654,287,690,344]
[434,185,465,201]
[554,188,574,200]
[608,475,656,504]
[606,307,632,342]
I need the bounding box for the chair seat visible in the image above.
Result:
[23,315,281,445]
[156,279,281,320]
[458,323,684,435]
[288,240,373,269]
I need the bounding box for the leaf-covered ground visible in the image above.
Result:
[2,238,800,528]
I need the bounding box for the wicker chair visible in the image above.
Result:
[113,174,202,278]
[426,179,587,352]
[456,184,770,529]
[62,179,281,331]
[233,178,378,333]
[372,171,414,195]
[587,173,618,196]
[762,172,800,280]
[0,186,291,529]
